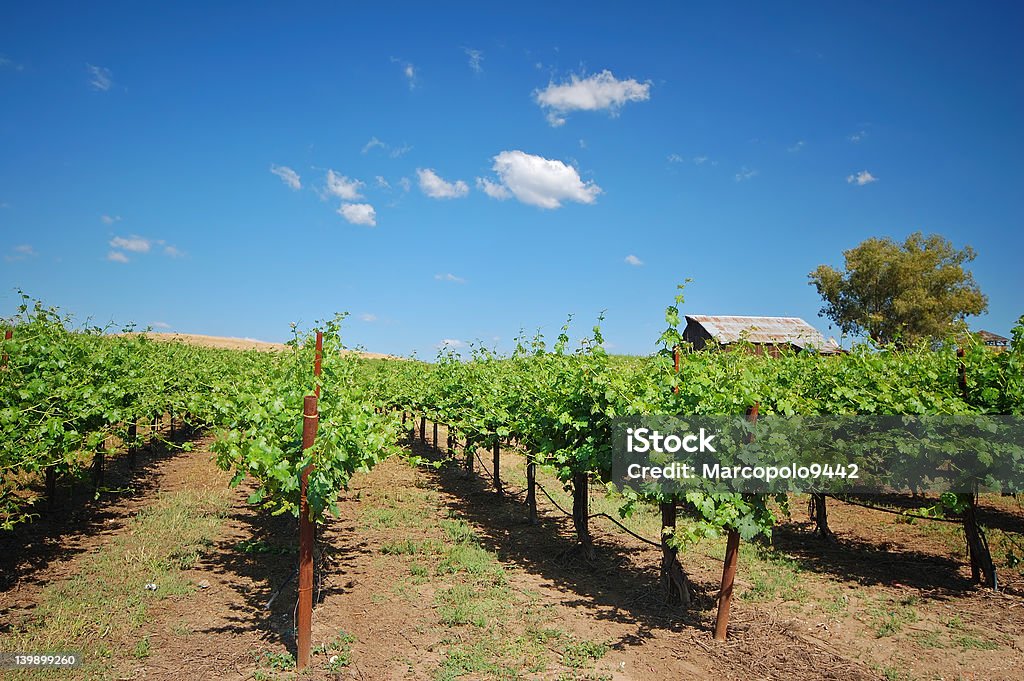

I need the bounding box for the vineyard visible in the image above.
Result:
[2,292,1024,680]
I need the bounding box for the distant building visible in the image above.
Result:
[682,315,843,356]
[976,330,1010,352]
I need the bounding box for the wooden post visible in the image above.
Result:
[956,349,997,589]
[714,529,741,641]
[572,472,593,557]
[447,430,455,458]
[92,449,104,492]
[128,421,138,469]
[420,416,426,444]
[493,439,502,495]
[45,466,56,506]
[297,394,319,670]
[526,458,538,525]
[433,422,439,449]
[714,403,758,641]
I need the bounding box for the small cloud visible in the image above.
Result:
[151,321,172,329]
[359,313,378,323]
[163,245,185,258]
[270,164,301,190]
[391,57,417,89]
[398,177,412,193]
[534,70,651,126]
[338,203,377,227]
[477,150,601,209]
[435,273,466,284]
[362,136,385,154]
[579,139,587,149]
[0,56,25,72]
[436,338,466,350]
[87,64,112,91]
[375,175,391,190]
[107,250,130,263]
[846,170,877,186]
[624,254,643,266]
[389,143,412,158]
[476,177,511,200]
[849,130,868,143]
[100,214,121,225]
[667,153,684,163]
[4,244,36,262]
[788,140,805,153]
[417,168,469,199]
[464,47,484,74]
[110,235,151,253]
[325,170,364,200]
[735,167,758,182]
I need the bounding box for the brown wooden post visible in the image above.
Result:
[420,416,426,444]
[714,403,758,641]
[92,448,104,492]
[433,422,438,449]
[493,439,502,495]
[45,466,56,506]
[297,394,319,670]
[128,421,138,469]
[526,457,538,525]
[572,472,594,557]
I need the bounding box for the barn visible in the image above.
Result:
[682,315,843,356]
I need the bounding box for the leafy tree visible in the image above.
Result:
[809,232,987,345]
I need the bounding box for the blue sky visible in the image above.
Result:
[2,2,1022,356]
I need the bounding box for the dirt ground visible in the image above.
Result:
[2,423,1023,680]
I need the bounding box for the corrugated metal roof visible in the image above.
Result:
[685,315,842,353]
[976,330,1010,344]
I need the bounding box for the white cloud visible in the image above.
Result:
[325,170,364,200]
[788,140,805,153]
[434,273,466,284]
[464,47,483,74]
[375,175,391,189]
[390,143,412,158]
[391,57,417,89]
[270,164,301,190]
[0,56,25,72]
[478,150,601,209]
[624,254,643,266]
[338,203,377,226]
[849,130,868,143]
[4,244,36,262]
[398,177,412,193]
[359,313,378,322]
[847,170,878,185]
[151,321,172,329]
[362,136,385,154]
[87,64,112,91]
[107,251,130,263]
[475,177,511,200]
[436,338,466,349]
[667,153,684,163]
[110,235,151,253]
[693,155,709,165]
[417,168,469,199]
[534,70,651,126]
[100,214,121,225]
[163,245,184,258]
[735,167,759,182]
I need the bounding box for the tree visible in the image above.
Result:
[809,232,987,345]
